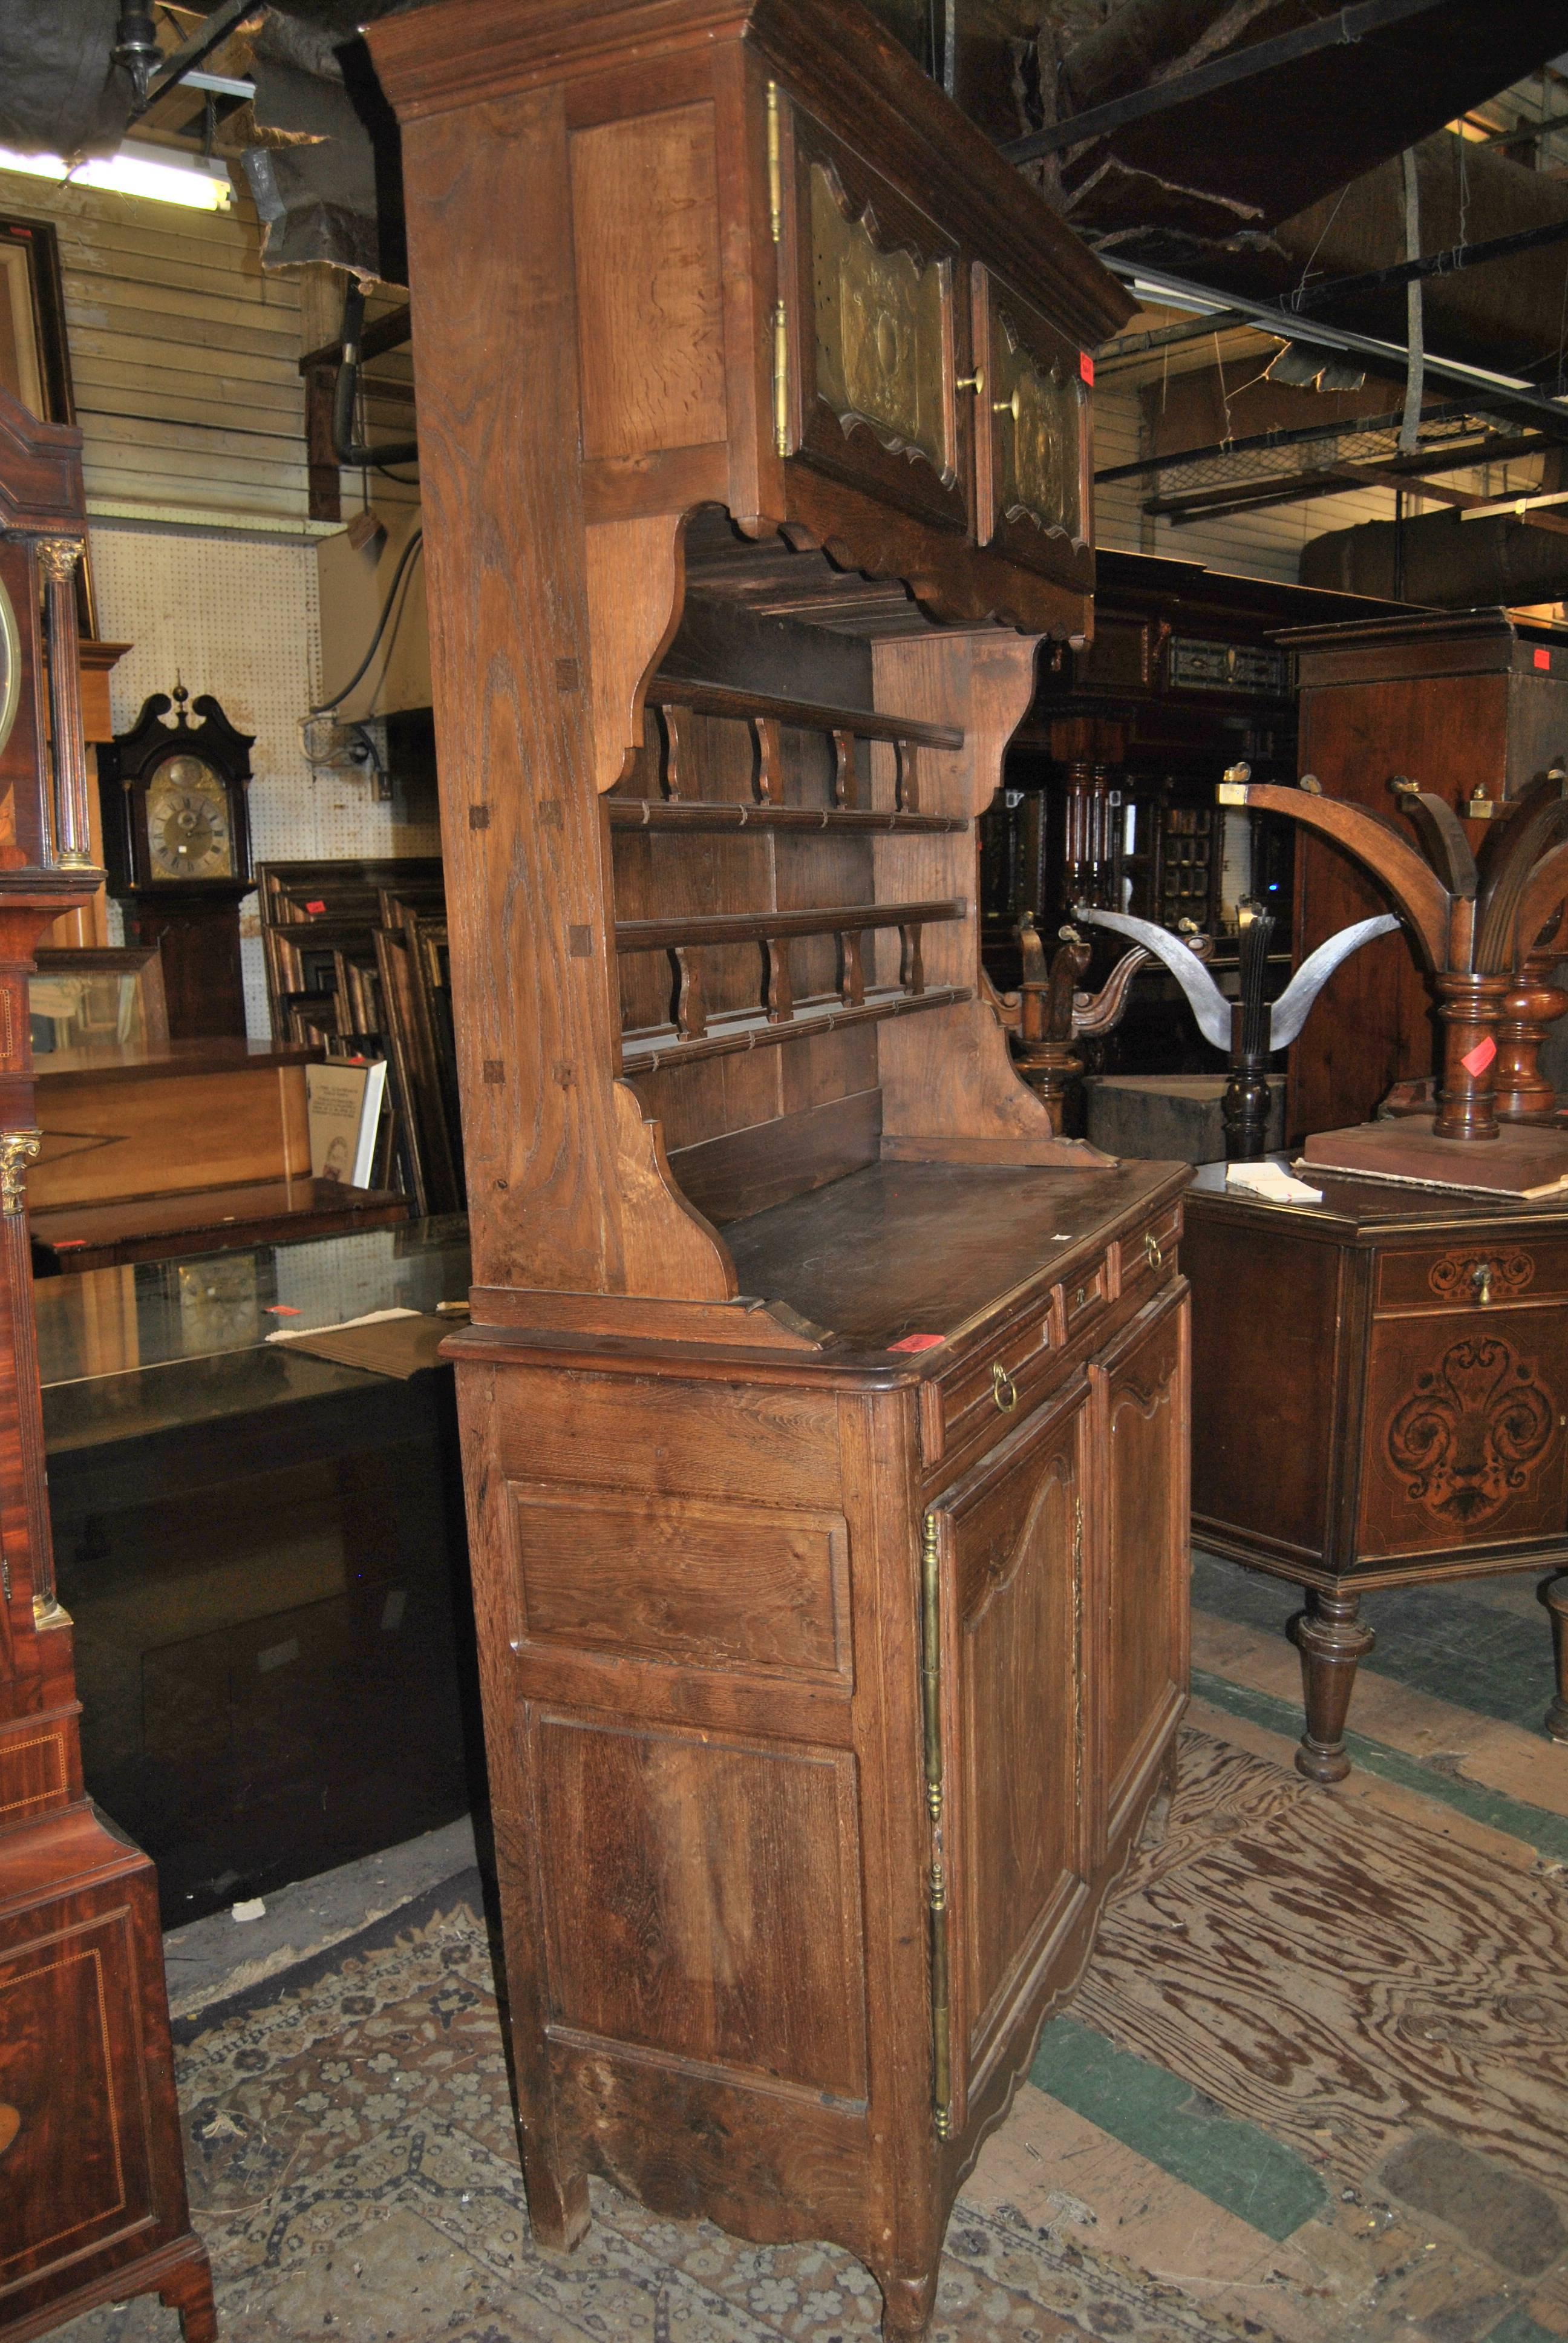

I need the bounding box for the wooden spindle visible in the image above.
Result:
[668,945,708,1039]
[837,928,865,1006]
[895,741,918,813]
[900,922,925,995]
[763,934,794,1022]
[832,728,857,808]
[654,703,686,802]
[751,713,782,804]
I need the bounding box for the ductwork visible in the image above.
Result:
[1301,506,1568,607]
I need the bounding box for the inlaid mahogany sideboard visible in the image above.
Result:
[367,4,1189,2335]
[1186,1161,1568,1783]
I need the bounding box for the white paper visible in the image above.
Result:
[1226,1161,1323,1205]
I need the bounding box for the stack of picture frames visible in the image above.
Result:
[258,857,465,1215]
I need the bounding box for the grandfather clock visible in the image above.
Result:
[0,393,215,2335]
[99,685,255,1039]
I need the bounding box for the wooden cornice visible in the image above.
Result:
[0,385,83,536]
[365,0,1133,350]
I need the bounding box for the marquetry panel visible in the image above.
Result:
[0,1905,156,2289]
[533,1712,868,2097]
[1357,1306,1568,1561]
[508,1484,852,1683]
[570,104,728,463]
[1374,1236,1568,1315]
[0,1715,74,1823]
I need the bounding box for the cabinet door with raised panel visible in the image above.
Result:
[927,1377,1090,2136]
[780,103,970,534]
[1089,1282,1189,1855]
[970,264,1094,595]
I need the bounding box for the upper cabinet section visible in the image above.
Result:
[368,0,1132,637]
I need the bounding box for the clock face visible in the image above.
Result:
[0,575,19,762]
[143,753,234,882]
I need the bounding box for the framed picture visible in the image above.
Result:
[0,215,74,427]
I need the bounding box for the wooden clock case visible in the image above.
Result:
[0,398,214,2336]
[99,690,255,1039]
[367,5,1192,2337]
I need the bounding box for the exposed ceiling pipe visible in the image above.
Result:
[1301,505,1568,605]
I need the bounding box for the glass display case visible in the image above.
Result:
[38,1214,477,1923]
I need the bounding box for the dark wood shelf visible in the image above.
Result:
[616,899,963,954]
[607,799,966,836]
[620,983,972,1072]
[653,673,964,750]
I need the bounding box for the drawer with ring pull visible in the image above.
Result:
[919,1302,1065,1469]
[1114,1202,1183,1307]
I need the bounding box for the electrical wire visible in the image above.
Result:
[311,526,424,715]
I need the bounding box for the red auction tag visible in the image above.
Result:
[1461,1035,1497,1077]
[889,1332,945,1352]
[305,899,327,913]
[265,1304,302,1316]
[1079,352,1095,386]
[1535,648,1552,671]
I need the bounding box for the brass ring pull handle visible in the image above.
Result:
[1145,1231,1163,1271]
[1474,1260,1494,1306]
[955,368,986,396]
[992,1361,1018,1413]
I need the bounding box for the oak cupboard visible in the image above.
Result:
[367,4,1189,2334]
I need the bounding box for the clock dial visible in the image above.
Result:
[0,575,19,761]
[143,753,234,882]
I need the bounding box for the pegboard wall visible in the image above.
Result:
[88,520,443,1038]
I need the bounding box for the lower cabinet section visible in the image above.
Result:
[455,1268,1189,2340]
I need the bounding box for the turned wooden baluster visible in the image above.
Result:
[668,945,707,1039]
[763,934,793,1021]
[750,713,782,804]
[898,922,925,997]
[654,702,687,802]
[832,727,858,809]
[1495,901,1568,1121]
[838,927,866,1007]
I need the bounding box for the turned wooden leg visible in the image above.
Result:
[158,2245,218,2343]
[880,2264,939,2340]
[1291,1590,1374,1785]
[521,2146,590,2252]
[1541,1571,1568,1743]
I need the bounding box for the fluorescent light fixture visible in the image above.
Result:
[0,140,232,211]
[1460,486,1568,522]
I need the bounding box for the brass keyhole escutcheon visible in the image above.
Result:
[1145,1232,1163,1271]
[992,1362,1018,1413]
[1474,1260,1494,1306]
[0,2105,20,2160]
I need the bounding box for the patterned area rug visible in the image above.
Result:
[57,1848,1266,2343]
[58,1723,1568,2343]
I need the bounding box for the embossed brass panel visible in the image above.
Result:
[991,306,1086,544]
[811,163,952,483]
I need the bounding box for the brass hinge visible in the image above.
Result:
[766,81,789,458]
[1072,1496,1083,1817]
[921,1510,952,2140]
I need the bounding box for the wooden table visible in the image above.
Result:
[1186,1159,1568,1781]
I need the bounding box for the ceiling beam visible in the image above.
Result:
[132,0,258,122]
[1001,0,1455,165]
[1284,212,1568,315]
[1147,448,1568,532]
[1098,406,1546,486]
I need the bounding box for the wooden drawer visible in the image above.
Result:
[1117,1199,1182,1302]
[922,1300,1062,1467]
[1375,1234,1568,1315]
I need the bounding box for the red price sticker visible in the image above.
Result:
[265,1304,302,1317]
[1079,352,1095,386]
[1461,1035,1497,1077]
[889,1332,945,1352]
[1535,648,1552,672]
[305,899,327,913]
